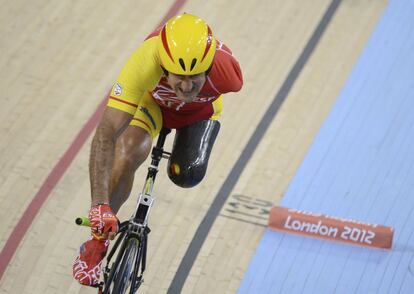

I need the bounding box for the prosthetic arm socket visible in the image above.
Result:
[167,120,220,188]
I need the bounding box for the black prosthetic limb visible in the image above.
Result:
[167,120,220,188]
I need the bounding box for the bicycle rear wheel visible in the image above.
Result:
[112,237,142,294]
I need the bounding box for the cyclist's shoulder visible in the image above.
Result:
[130,34,159,63]
[208,40,243,93]
[117,34,162,92]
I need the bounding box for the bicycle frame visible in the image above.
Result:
[101,128,171,293]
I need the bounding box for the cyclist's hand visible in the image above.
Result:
[88,204,119,240]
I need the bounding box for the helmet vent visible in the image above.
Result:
[179,58,186,71]
[190,58,197,71]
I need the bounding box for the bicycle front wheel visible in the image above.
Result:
[113,237,142,294]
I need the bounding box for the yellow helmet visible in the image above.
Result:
[158,13,216,75]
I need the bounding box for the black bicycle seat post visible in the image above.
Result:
[151,128,171,163]
[146,128,171,182]
[156,128,171,149]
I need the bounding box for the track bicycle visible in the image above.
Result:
[76,127,171,294]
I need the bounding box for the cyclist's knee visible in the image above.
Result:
[116,127,152,171]
[168,120,220,188]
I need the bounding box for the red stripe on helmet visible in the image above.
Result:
[201,26,213,62]
[161,26,174,63]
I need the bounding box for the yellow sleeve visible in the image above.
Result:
[108,36,163,115]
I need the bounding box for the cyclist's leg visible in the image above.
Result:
[109,93,162,213]
[167,96,222,188]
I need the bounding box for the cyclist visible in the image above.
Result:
[73,13,243,286]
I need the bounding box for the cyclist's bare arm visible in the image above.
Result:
[90,106,133,206]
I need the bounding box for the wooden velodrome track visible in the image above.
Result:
[0,0,386,293]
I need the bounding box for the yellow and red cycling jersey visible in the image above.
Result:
[108,28,243,137]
